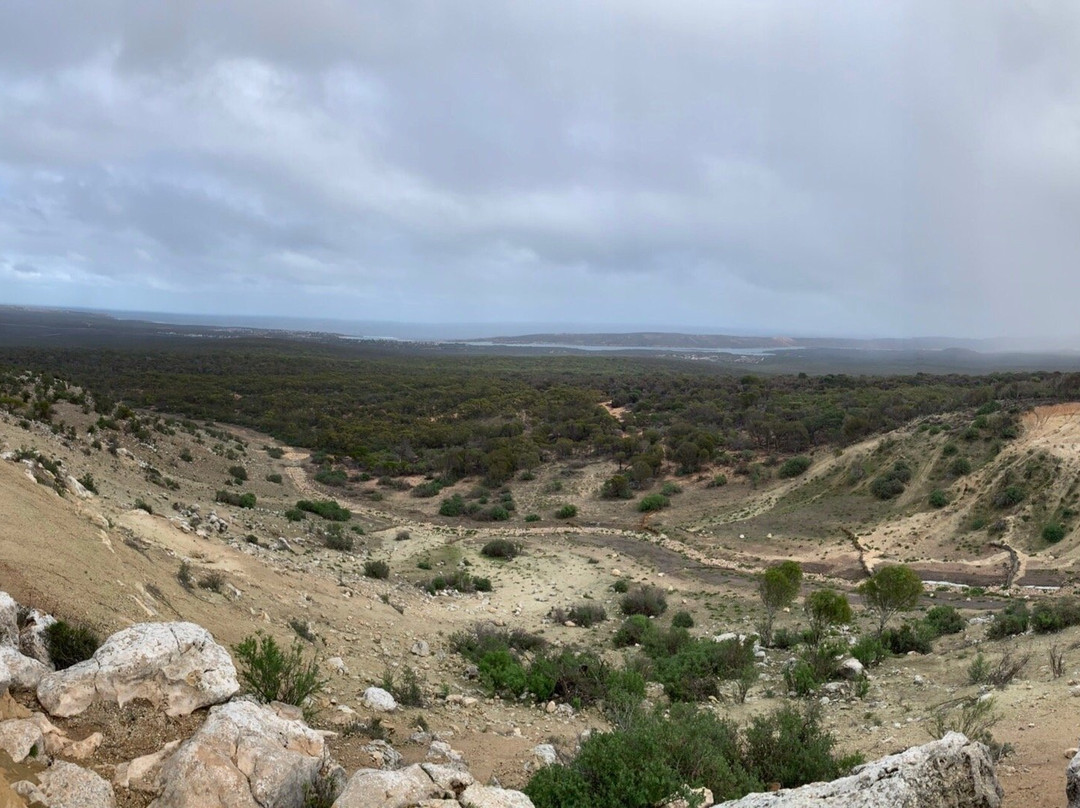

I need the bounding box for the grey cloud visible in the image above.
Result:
[0,1,1079,336]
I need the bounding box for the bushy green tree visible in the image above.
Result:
[804,589,852,647]
[757,561,802,646]
[858,565,923,635]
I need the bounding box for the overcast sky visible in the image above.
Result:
[1,2,1079,338]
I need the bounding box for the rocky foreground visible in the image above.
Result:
[0,589,1031,807]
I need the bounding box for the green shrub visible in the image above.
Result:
[613,615,656,648]
[450,624,547,662]
[296,499,350,521]
[968,653,991,685]
[660,482,682,496]
[363,560,390,579]
[526,702,854,808]
[179,449,194,462]
[949,457,972,476]
[265,473,283,484]
[850,635,888,668]
[600,474,634,500]
[76,473,98,494]
[481,539,521,560]
[133,498,153,514]
[783,660,819,696]
[986,603,1029,639]
[651,636,755,702]
[439,494,465,516]
[284,508,304,522]
[778,456,812,479]
[233,633,326,711]
[707,473,728,488]
[410,480,445,498]
[228,465,248,482]
[1043,523,1067,543]
[869,461,912,500]
[323,529,353,551]
[924,605,965,637]
[314,468,348,487]
[621,586,668,617]
[215,490,256,508]
[1031,598,1080,634]
[45,621,101,670]
[671,611,694,629]
[770,627,801,650]
[265,446,284,459]
[992,485,1025,509]
[928,489,948,508]
[881,621,934,654]
[524,514,541,523]
[611,578,630,593]
[637,494,670,512]
[555,504,578,519]
[381,665,425,707]
[553,603,607,628]
[422,570,492,595]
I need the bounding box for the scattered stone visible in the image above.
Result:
[362,687,398,713]
[32,760,116,808]
[410,640,430,657]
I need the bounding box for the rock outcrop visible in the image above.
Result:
[333,763,534,808]
[1066,743,1080,808]
[17,760,116,808]
[149,699,332,808]
[716,733,1001,808]
[37,622,238,717]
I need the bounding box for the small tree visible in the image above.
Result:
[804,589,852,647]
[858,564,923,635]
[757,561,802,646]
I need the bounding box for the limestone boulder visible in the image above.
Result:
[150,699,328,808]
[716,733,1001,808]
[36,622,238,717]
[331,763,534,808]
[18,609,56,666]
[1067,742,1080,808]
[0,594,18,649]
[0,648,49,691]
[30,760,115,808]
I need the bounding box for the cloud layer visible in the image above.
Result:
[2,1,1079,337]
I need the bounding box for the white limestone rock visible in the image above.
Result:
[37,622,238,718]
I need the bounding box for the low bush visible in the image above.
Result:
[637,493,670,512]
[671,611,694,628]
[552,603,607,628]
[555,504,578,519]
[850,634,888,668]
[363,560,390,579]
[986,603,1029,639]
[421,570,492,595]
[314,468,347,487]
[881,621,934,655]
[133,498,153,514]
[928,489,948,508]
[233,632,325,711]
[296,499,350,521]
[439,494,465,516]
[265,473,283,484]
[525,703,855,808]
[1030,598,1080,634]
[613,615,657,648]
[450,624,547,662]
[76,473,98,494]
[481,539,521,560]
[621,586,668,617]
[228,465,248,482]
[600,474,634,500]
[410,480,445,498]
[1043,523,1067,543]
[216,490,256,508]
[45,620,101,670]
[649,636,755,702]
[924,605,965,637]
[323,529,353,552]
[611,579,630,593]
[381,666,425,707]
[778,456,812,479]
